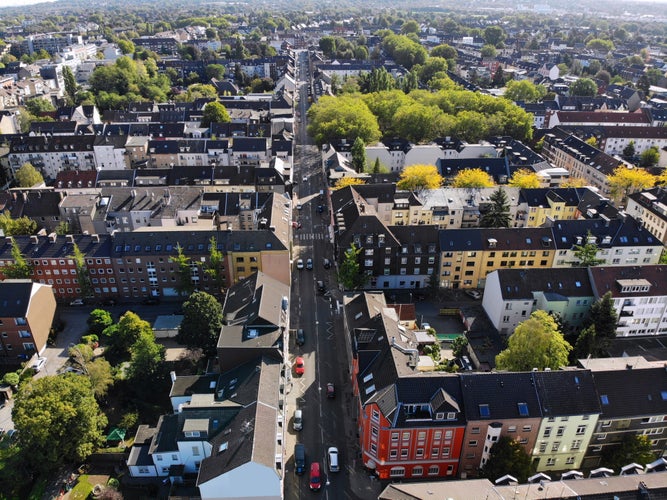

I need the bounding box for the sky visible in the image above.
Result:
[2,0,57,7]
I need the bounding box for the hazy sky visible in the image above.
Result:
[2,0,57,7]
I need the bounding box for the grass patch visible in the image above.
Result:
[69,474,93,500]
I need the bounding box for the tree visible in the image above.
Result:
[103,311,152,357]
[561,177,588,188]
[601,434,655,473]
[201,101,230,127]
[570,231,605,267]
[508,168,540,188]
[62,66,77,104]
[452,168,494,188]
[400,20,420,35]
[0,211,37,236]
[87,309,114,337]
[480,436,533,484]
[2,238,31,279]
[351,137,367,173]
[171,243,195,297]
[415,57,449,85]
[586,38,615,53]
[484,26,506,47]
[623,141,636,160]
[334,177,366,190]
[608,166,656,203]
[319,36,337,58]
[204,236,225,295]
[573,324,597,360]
[117,39,135,55]
[338,243,368,290]
[430,44,457,60]
[585,292,618,355]
[25,98,55,116]
[495,310,572,371]
[86,358,114,399]
[451,335,469,359]
[71,242,92,298]
[307,95,381,146]
[12,374,107,474]
[205,63,226,80]
[639,146,660,167]
[178,291,222,357]
[570,78,598,97]
[2,372,19,388]
[125,331,165,389]
[585,136,598,147]
[15,162,44,187]
[480,44,497,58]
[480,188,511,228]
[397,164,444,191]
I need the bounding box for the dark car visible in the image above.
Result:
[326,382,335,398]
[306,258,313,270]
[296,329,305,346]
[323,258,331,269]
[101,298,117,306]
[142,297,160,305]
[317,281,326,294]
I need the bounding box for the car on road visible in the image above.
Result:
[296,203,303,210]
[69,299,84,306]
[326,382,335,398]
[316,281,326,294]
[293,409,303,431]
[101,298,117,306]
[295,357,305,376]
[142,297,160,305]
[296,259,304,270]
[306,258,313,270]
[31,357,47,372]
[465,290,482,299]
[317,204,324,214]
[309,462,321,491]
[296,329,305,346]
[295,444,306,474]
[323,258,331,269]
[327,447,340,472]
[302,175,308,182]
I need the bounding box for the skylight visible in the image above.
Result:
[600,395,609,405]
[518,403,529,416]
[479,404,490,418]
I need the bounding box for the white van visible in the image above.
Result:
[294,409,303,431]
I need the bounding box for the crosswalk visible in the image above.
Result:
[294,232,328,241]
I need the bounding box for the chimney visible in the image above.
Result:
[170,371,177,383]
[30,235,38,244]
[91,234,100,243]
[48,232,57,243]
[66,234,74,244]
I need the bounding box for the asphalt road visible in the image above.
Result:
[284,50,382,500]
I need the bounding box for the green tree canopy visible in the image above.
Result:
[103,311,152,357]
[307,95,381,146]
[503,80,547,103]
[125,331,165,390]
[484,26,506,47]
[351,137,367,173]
[2,238,31,279]
[584,291,618,355]
[569,78,598,97]
[338,243,367,290]
[15,162,44,187]
[601,434,655,473]
[571,231,605,267]
[586,38,615,53]
[86,358,115,399]
[25,98,55,115]
[480,436,533,483]
[381,33,427,69]
[639,146,660,167]
[0,211,37,236]
[480,44,497,58]
[495,310,572,371]
[12,374,107,474]
[430,44,457,60]
[205,63,226,80]
[87,309,114,337]
[179,291,223,357]
[480,187,511,228]
[201,101,231,127]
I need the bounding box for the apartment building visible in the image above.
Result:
[0,279,56,364]
[626,187,667,245]
[588,265,667,337]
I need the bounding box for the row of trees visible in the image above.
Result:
[308,88,534,146]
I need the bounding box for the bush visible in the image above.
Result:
[2,372,19,387]
[80,335,99,347]
[119,411,139,432]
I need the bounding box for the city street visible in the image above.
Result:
[283,50,382,500]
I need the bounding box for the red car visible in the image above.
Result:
[326,382,335,398]
[295,357,305,376]
[309,462,321,491]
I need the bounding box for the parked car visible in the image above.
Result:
[295,444,306,474]
[306,258,313,270]
[302,175,308,183]
[323,258,331,269]
[142,297,160,305]
[327,447,340,472]
[31,357,47,372]
[101,298,117,306]
[316,281,326,294]
[69,299,84,306]
[296,259,304,270]
[465,290,482,299]
[296,203,303,210]
[296,329,305,346]
[293,409,303,431]
[309,462,321,491]
[326,382,335,398]
[295,357,305,376]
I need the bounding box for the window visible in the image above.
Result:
[571,440,582,450]
[428,465,439,475]
[390,450,398,459]
[566,457,575,465]
[391,432,399,442]
[556,426,565,437]
[508,426,517,432]
[390,467,405,477]
[412,466,423,476]
[546,458,556,467]
[538,442,547,453]
[576,425,587,435]
[416,448,424,457]
[401,449,408,458]
[552,441,561,452]
[543,427,552,438]
[468,440,478,447]
[471,427,480,434]
[431,447,439,457]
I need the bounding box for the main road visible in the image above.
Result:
[284,51,377,500]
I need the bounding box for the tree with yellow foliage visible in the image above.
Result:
[451,168,495,188]
[607,166,656,203]
[560,177,588,188]
[397,164,444,191]
[508,168,540,188]
[657,169,667,186]
[334,177,366,190]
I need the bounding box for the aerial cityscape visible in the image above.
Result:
[0,0,667,499]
